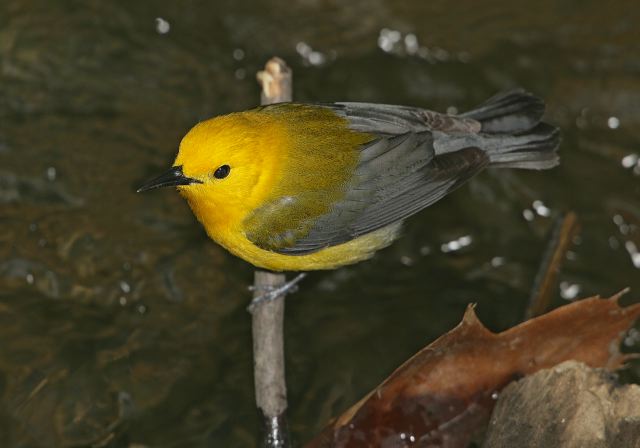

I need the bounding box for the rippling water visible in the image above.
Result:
[1,1,639,446]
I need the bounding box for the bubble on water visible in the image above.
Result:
[400,255,414,266]
[155,17,170,34]
[560,281,580,300]
[607,116,620,129]
[26,273,34,284]
[233,48,245,61]
[491,256,505,267]
[446,106,458,115]
[491,391,499,400]
[404,33,419,54]
[45,166,56,181]
[523,209,535,221]
[119,296,127,306]
[119,280,131,293]
[378,28,402,53]
[441,235,473,253]
[296,41,326,66]
[609,236,620,250]
[296,41,311,55]
[613,214,625,226]
[624,241,640,268]
[419,245,431,256]
[532,200,551,217]
[308,51,326,66]
[458,235,472,246]
[621,154,638,169]
[624,328,640,347]
[137,304,147,315]
[234,68,246,80]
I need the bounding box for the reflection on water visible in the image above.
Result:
[1,0,639,446]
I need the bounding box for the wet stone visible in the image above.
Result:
[483,361,640,448]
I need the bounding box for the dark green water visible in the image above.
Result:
[1,1,639,446]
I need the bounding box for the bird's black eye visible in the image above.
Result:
[213,164,231,179]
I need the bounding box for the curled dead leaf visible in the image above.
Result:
[307,292,640,448]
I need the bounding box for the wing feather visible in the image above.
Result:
[244,103,489,255]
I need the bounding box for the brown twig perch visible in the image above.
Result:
[251,57,293,448]
[525,211,580,320]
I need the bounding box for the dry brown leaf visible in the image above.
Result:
[306,292,640,448]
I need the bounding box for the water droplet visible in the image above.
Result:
[404,33,418,54]
[458,235,472,246]
[446,106,458,115]
[26,273,34,284]
[296,41,311,56]
[609,236,620,249]
[119,280,131,294]
[560,281,580,300]
[613,214,625,226]
[295,41,326,66]
[491,256,505,267]
[233,48,245,61]
[400,255,413,266]
[625,241,640,268]
[624,328,640,347]
[155,17,170,34]
[45,166,56,181]
[532,200,551,217]
[441,235,473,253]
[523,209,535,221]
[378,28,401,53]
[119,296,127,306]
[622,154,638,169]
[491,391,499,400]
[137,304,147,314]
[308,51,326,66]
[607,116,620,129]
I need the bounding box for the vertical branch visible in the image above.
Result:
[251,57,293,448]
[525,211,580,320]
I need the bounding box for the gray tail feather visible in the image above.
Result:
[461,89,560,170]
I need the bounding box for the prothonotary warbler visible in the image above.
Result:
[138,89,559,272]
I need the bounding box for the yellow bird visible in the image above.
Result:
[138,89,559,272]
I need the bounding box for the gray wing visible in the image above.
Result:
[247,103,489,255]
[333,102,482,135]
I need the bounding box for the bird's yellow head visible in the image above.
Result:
[137,112,284,232]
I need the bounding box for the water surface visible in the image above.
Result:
[1,1,639,446]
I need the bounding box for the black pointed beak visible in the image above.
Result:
[136,165,203,193]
